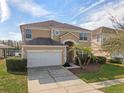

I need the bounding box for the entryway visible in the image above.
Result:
[65,41,74,63]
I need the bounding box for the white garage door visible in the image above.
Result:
[27,50,62,67]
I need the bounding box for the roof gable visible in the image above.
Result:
[93,26,116,33]
[20,20,90,31]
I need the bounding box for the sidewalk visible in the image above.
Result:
[89,78,124,89]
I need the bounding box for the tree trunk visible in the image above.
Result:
[77,56,83,69]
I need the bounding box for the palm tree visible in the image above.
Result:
[69,45,92,69]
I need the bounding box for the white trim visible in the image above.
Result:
[62,39,77,44]
[25,38,32,40]
[51,28,54,39]
[79,40,88,42]
[27,49,63,67]
[79,32,89,41]
[23,26,50,30]
[25,29,32,40]
[91,31,92,41]
[22,26,91,33]
[64,47,67,62]
[60,32,79,39]
[21,47,24,58]
[53,28,91,33]
[22,45,66,47]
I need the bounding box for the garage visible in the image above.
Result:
[27,50,62,67]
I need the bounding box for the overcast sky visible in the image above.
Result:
[0,0,124,40]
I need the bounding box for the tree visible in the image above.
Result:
[69,45,92,69]
[102,17,124,58]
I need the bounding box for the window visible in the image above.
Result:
[25,29,32,39]
[53,30,60,36]
[97,34,100,42]
[79,33,88,40]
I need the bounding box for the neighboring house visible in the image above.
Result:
[0,44,13,58]
[91,26,124,59]
[0,49,3,58]
[20,20,91,67]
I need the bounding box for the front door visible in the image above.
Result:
[65,41,74,63]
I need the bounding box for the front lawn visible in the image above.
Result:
[101,83,124,93]
[78,64,124,83]
[0,59,27,93]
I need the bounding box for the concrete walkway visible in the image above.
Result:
[28,66,103,93]
[89,78,124,89]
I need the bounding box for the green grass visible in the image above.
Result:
[0,60,27,93]
[101,83,124,93]
[79,64,124,83]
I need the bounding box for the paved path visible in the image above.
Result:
[28,66,103,93]
[89,78,124,89]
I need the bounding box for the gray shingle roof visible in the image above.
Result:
[25,38,63,45]
[20,20,90,31]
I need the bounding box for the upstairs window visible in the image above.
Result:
[79,33,88,41]
[25,29,32,39]
[97,34,101,42]
[53,30,60,36]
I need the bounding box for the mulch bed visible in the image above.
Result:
[69,63,102,75]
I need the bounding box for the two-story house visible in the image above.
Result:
[91,26,124,59]
[20,20,91,67]
[91,27,116,58]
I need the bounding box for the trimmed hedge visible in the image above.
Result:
[6,57,27,72]
[96,56,106,64]
[109,57,123,64]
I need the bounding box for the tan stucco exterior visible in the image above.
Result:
[21,28,51,43]
[0,49,2,57]
[32,29,51,39]
[20,21,92,48]
[60,32,79,43]
[20,21,92,66]
[22,45,66,64]
[53,31,91,47]
[21,27,91,47]
[91,27,116,58]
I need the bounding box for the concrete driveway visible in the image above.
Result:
[28,66,104,93]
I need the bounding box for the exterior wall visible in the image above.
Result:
[0,49,3,57]
[20,25,91,48]
[53,31,79,41]
[22,45,66,64]
[53,31,66,41]
[20,25,51,44]
[102,32,116,44]
[60,33,79,43]
[32,29,51,39]
[22,29,51,42]
[78,32,91,47]
[91,28,114,58]
[53,30,91,47]
[92,29,102,45]
[78,42,91,48]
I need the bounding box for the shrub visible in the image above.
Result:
[74,54,85,66]
[90,55,97,63]
[109,57,123,64]
[63,62,71,67]
[96,56,107,64]
[6,57,27,72]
